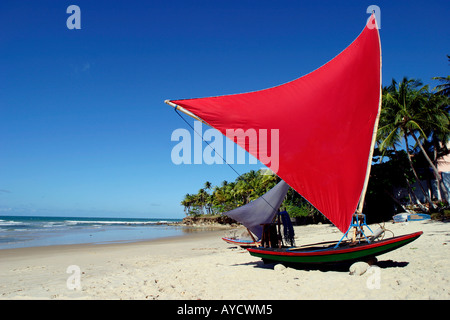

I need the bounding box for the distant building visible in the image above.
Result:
[394,141,450,205]
[437,142,450,174]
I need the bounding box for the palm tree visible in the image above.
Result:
[378,78,436,208]
[204,181,212,191]
[202,181,213,214]
[196,188,209,214]
[432,55,450,97]
[378,77,449,207]
[181,193,194,215]
[211,186,227,212]
[433,75,450,97]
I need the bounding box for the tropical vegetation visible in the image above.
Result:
[181,169,325,222]
[375,63,449,217]
[181,57,450,223]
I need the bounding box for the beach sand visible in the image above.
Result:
[0,220,448,300]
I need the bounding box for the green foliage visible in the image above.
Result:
[181,170,279,216]
[181,169,325,221]
[283,203,315,218]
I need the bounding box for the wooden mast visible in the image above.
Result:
[165,100,209,125]
[356,14,382,215]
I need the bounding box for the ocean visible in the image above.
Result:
[0,216,186,249]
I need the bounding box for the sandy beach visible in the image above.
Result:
[0,220,448,300]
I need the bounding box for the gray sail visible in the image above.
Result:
[224,180,290,240]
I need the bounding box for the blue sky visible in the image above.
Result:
[1,0,449,218]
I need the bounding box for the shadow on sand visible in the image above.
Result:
[233,258,409,272]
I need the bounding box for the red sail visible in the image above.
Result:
[168,16,381,233]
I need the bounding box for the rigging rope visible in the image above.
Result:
[174,108,243,179]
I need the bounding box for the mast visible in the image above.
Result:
[356,15,382,214]
[356,88,381,214]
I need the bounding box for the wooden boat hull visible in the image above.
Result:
[247,231,423,265]
[222,237,260,248]
[408,213,430,221]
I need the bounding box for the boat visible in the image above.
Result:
[165,13,422,266]
[392,212,409,223]
[393,212,431,223]
[222,237,260,248]
[408,213,431,221]
[247,232,423,265]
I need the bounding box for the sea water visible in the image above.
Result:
[0,216,185,249]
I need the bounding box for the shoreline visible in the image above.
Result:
[0,227,227,256]
[0,215,234,251]
[1,220,448,300]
